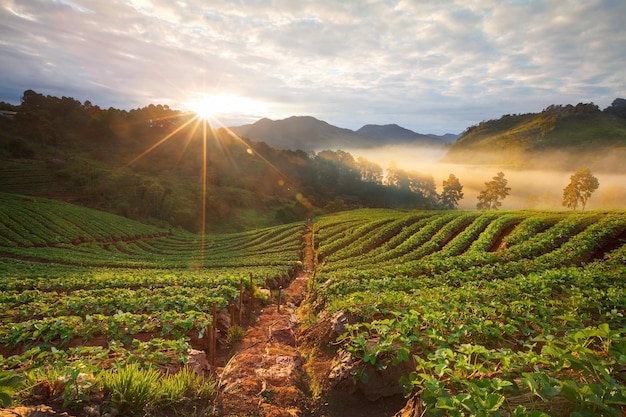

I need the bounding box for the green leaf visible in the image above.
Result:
[435,396,456,410]
[393,347,410,365]
[484,393,506,412]
[0,391,13,408]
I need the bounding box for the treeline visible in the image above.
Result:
[0,90,441,232]
[462,99,626,137]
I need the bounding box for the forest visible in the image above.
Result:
[0,90,446,232]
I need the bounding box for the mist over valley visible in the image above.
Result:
[1,91,625,232]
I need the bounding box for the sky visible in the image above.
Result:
[1,0,625,134]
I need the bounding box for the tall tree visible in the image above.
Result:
[357,156,383,184]
[440,174,464,209]
[562,168,599,210]
[385,161,401,188]
[476,172,511,210]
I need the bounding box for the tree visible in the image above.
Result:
[357,156,383,184]
[385,162,438,207]
[562,168,599,210]
[476,172,511,210]
[440,174,464,209]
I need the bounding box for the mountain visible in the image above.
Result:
[356,124,458,146]
[443,100,626,171]
[230,116,374,150]
[230,116,456,150]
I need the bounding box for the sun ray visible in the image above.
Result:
[124,114,199,168]
[121,93,313,270]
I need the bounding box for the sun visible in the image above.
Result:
[187,98,222,122]
[185,93,267,123]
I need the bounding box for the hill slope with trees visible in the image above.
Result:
[443,99,626,171]
[0,90,435,232]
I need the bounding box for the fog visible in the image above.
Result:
[345,145,626,210]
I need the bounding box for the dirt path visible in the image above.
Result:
[215,228,316,417]
[214,224,409,417]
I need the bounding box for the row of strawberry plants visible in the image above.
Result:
[331,263,625,415]
[0,283,240,322]
[313,209,403,244]
[0,193,162,246]
[319,212,457,270]
[340,212,624,279]
[0,261,284,292]
[0,238,301,269]
[0,310,214,350]
[321,213,439,263]
[3,337,194,373]
[402,324,626,416]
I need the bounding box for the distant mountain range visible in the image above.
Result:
[229,116,458,151]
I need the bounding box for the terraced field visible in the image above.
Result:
[306,209,626,416]
[0,193,303,378]
[1,196,625,416]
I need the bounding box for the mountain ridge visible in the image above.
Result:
[230,116,456,150]
[443,100,626,171]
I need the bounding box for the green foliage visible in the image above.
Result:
[0,89,439,232]
[226,325,245,345]
[99,364,215,415]
[439,173,464,209]
[0,370,25,407]
[0,196,303,390]
[476,172,511,210]
[446,101,626,169]
[311,208,626,415]
[99,364,163,415]
[562,167,600,210]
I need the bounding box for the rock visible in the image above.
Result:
[187,349,210,374]
[393,393,425,417]
[255,355,296,383]
[331,311,355,336]
[83,404,101,417]
[327,349,417,401]
[328,350,355,389]
[271,326,296,346]
[292,350,305,367]
[356,359,416,401]
[217,309,231,330]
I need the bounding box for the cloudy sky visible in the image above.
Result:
[1,0,625,134]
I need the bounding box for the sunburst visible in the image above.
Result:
[123,93,311,267]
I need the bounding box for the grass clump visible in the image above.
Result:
[99,364,216,416]
[226,325,245,345]
[100,364,162,415]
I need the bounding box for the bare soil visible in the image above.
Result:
[214,227,406,417]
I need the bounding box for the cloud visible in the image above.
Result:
[0,0,625,133]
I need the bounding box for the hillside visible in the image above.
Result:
[230,116,454,150]
[0,90,432,233]
[444,100,626,171]
[230,115,371,150]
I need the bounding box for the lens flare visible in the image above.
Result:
[124,93,314,268]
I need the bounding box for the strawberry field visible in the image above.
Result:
[1,193,626,416]
[307,209,626,416]
[0,193,303,383]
